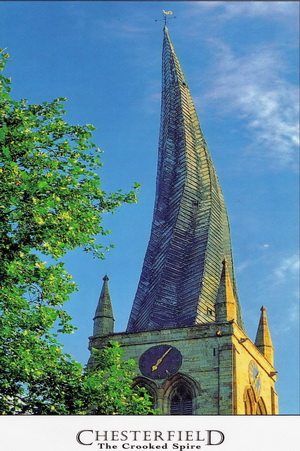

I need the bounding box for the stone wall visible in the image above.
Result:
[89,321,277,415]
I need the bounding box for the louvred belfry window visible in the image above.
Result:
[170,384,193,415]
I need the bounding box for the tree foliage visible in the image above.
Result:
[1,340,156,415]
[0,49,152,414]
[84,342,157,415]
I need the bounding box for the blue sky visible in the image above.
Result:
[0,1,299,414]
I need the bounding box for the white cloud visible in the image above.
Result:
[274,254,300,281]
[192,1,298,19]
[270,254,299,334]
[66,2,149,40]
[236,260,252,273]
[202,41,299,168]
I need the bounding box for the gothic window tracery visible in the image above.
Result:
[170,383,193,415]
[163,374,198,415]
[244,387,268,415]
[244,387,256,415]
[256,397,267,415]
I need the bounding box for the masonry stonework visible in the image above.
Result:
[89,319,277,414]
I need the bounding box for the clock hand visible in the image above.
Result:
[151,347,172,371]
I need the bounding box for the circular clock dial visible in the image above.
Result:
[139,345,182,380]
[248,360,261,396]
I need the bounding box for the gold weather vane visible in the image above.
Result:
[155,10,176,27]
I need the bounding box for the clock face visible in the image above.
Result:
[248,360,261,396]
[139,345,182,380]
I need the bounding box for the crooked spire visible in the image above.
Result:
[215,259,238,323]
[127,27,243,333]
[255,306,274,365]
[93,275,114,337]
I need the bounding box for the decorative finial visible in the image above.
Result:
[155,10,176,27]
[103,274,109,282]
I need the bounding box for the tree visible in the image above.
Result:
[83,342,157,415]
[1,340,156,415]
[0,49,153,414]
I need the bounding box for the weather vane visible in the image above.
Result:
[155,10,176,27]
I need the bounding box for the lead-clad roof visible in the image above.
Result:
[127,27,243,332]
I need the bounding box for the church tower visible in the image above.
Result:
[89,26,278,415]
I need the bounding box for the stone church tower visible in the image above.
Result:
[89,27,278,415]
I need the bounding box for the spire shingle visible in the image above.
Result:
[127,28,243,332]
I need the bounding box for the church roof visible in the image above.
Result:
[127,27,243,332]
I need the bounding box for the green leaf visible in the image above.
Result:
[0,50,149,416]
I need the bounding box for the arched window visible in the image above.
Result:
[244,387,256,415]
[244,387,268,415]
[162,373,199,415]
[256,397,267,415]
[132,377,157,409]
[170,383,193,415]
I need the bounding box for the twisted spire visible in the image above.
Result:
[127,28,243,332]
